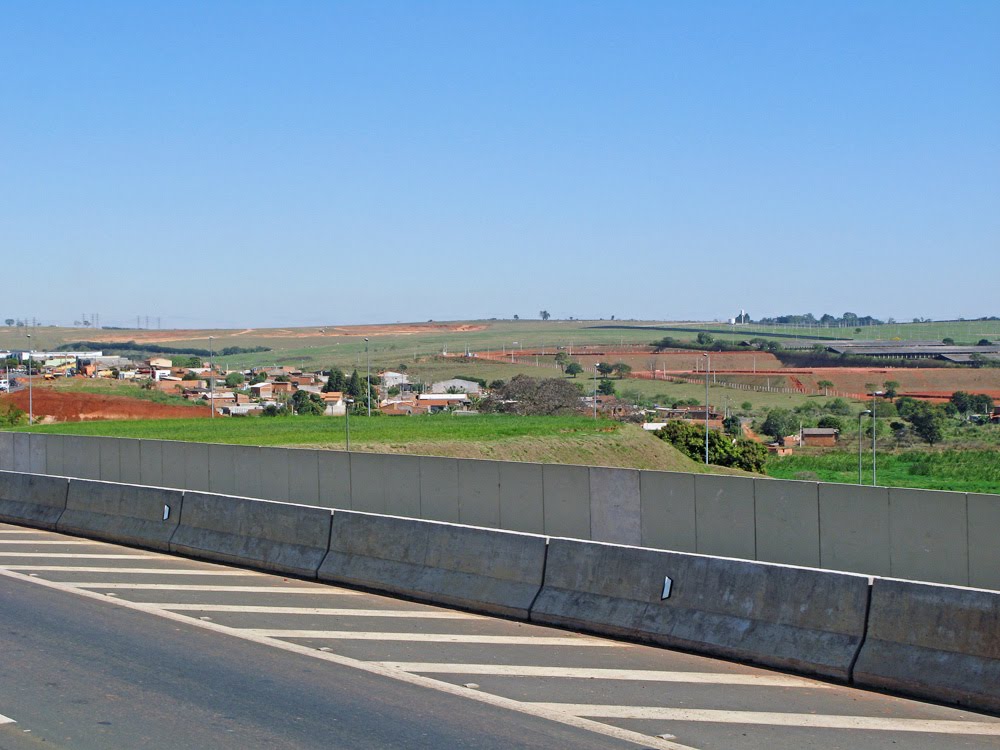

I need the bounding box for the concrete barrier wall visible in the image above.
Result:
[59,479,182,551]
[968,493,1000,590]
[457,459,500,528]
[3,431,998,590]
[854,578,1000,714]
[138,439,164,487]
[119,438,141,484]
[287,448,320,506]
[0,467,994,711]
[0,432,13,471]
[531,537,871,680]
[0,470,69,529]
[12,433,32,473]
[42,433,64,475]
[170,491,332,578]
[319,510,547,618]
[753,478,820,568]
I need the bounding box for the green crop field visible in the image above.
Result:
[766,449,1000,494]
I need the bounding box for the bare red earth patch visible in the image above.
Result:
[1,388,210,422]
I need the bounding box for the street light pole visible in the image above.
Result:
[364,338,371,417]
[25,333,32,425]
[703,352,710,465]
[872,391,882,486]
[209,336,215,419]
[593,364,598,419]
[858,409,871,484]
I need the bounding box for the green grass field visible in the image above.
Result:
[4,318,997,378]
[766,449,1000,494]
[13,414,742,473]
[15,413,611,445]
[654,320,1000,346]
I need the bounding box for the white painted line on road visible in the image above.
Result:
[528,705,1000,735]
[0,553,159,559]
[0,568,693,750]
[242,630,624,646]
[0,566,260,575]
[69,583,364,593]
[379,664,826,688]
[153,604,480,619]
[0,530,50,534]
[0,713,15,725]
[0,540,103,545]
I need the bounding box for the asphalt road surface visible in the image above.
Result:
[1,522,998,750]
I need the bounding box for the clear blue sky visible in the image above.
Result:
[2,1,997,328]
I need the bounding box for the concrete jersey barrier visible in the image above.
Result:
[0,470,69,530]
[171,491,332,578]
[58,479,183,552]
[319,510,547,618]
[853,578,1000,713]
[531,537,870,680]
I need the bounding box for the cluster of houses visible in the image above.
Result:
[158,368,496,417]
[0,350,496,416]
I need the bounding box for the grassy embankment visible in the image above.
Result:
[16,414,747,473]
[44,377,200,408]
[766,449,1000,494]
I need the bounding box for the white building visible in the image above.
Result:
[430,378,482,395]
[381,371,410,388]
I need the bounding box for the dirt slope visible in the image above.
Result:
[2,390,210,422]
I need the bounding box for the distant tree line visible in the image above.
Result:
[754,312,884,327]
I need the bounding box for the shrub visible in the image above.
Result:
[655,421,767,472]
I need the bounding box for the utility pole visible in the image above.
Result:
[365,338,371,417]
[703,353,710,464]
[25,333,33,424]
[593,364,598,420]
[209,336,215,419]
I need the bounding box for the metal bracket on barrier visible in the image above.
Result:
[661,576,673,600]
[163,505,170,521]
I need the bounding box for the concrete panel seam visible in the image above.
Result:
[527,537,551,614]
[847,579,874,684]
[165,490,183,547]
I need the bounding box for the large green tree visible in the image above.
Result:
[908,402,946,445]
[291,389,324,416]
[760,408,799,439]
[346,370,362,398]
[482,374,582,416]
[324,368,347,393]
[611,362,632,379]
